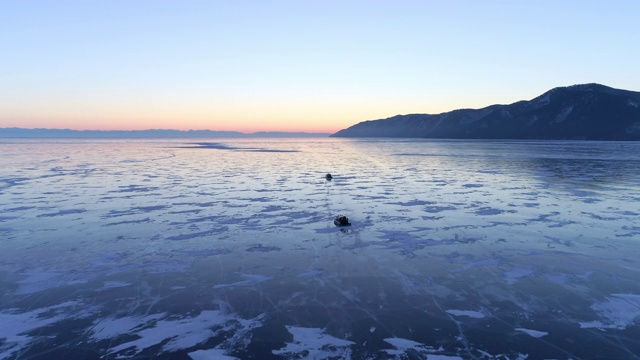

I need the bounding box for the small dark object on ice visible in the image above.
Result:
[334,215,351,227]
[325,173,333,181]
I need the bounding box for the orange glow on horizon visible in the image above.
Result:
[0,115,346,134]
[0,94,480,134]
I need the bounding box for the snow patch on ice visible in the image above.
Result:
[383,338,460,358]
[0,301,87,359]
[189,348,240,360]
[582,293,640,329]
[96,281,133,290]
[504,268,534,285]
[384,337,427,354]
[515,327,548,338]
[546,273,569,284]
[578,321,606,329]
[91,313,166,340]
[273,326,355,358]
[103,310,263,357]
[15,270,89,295]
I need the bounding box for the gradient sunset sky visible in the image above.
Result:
[1,1,639,133]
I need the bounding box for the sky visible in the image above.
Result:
[1,1,639,133]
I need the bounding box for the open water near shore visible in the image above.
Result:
[1,138,640,359]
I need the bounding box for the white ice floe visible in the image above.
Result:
[446,309,485,318]
[515,327,548,338]
[580,293,640,329]
[273,326,355,358]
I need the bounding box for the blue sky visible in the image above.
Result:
[1,0,638,132]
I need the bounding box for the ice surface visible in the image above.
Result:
[1,138,640,359]
[212,273,272,288]
[445,310,486,318]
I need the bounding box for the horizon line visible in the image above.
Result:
[0,127,333,134]
[0,127,333,139]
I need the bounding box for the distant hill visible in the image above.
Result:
[332,83,640,140]
[0,128,330,138]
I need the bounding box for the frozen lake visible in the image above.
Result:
[1,138,640,359]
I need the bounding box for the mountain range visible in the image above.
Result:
[331,83,640,140]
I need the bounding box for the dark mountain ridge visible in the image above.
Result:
[332,83,640,140]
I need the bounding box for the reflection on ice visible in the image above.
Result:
[1,138,640,359]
